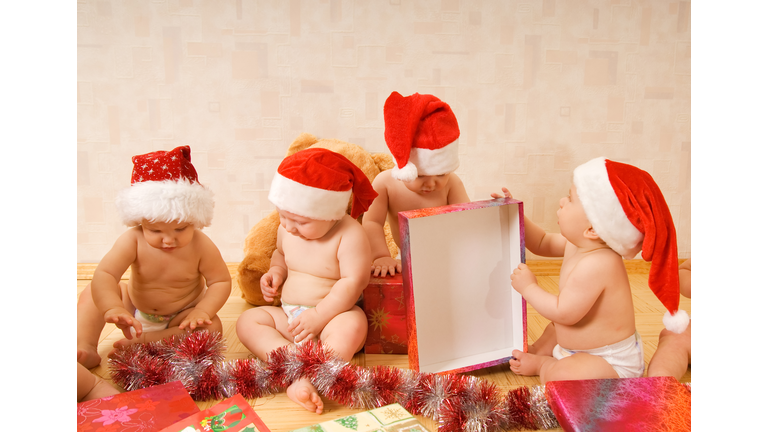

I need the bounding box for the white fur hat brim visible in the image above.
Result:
[115,180,214,228]
[390,139,460,182]
[572,157,643,258]
[268,172,351,221]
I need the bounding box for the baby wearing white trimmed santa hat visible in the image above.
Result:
[363,91,471,277]
[506,157,687,383]
[237,147,378,415]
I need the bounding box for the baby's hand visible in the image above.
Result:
[510,263,538,296]
[287,308,326,344]
[491,187,513,199]
[371,257,401,277]
[260,272,283,302]
[179,308,213,331]
[104,307,142,339]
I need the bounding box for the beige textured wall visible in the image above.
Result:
[77,0,691,263]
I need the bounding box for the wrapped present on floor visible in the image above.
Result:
[289,403,428,432]
[159,394,271,432]
[363,273,409,354]
[544,376,691,432]
[77,380,200,431]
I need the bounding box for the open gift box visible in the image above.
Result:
[399,197,527,374]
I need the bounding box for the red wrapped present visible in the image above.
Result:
[363,273,408,354]
[544,376,691,432]
[77,380,200,431]
[159,393,270,432]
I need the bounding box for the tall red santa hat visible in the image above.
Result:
[384,91,461,182]
[268,148,378,221]
[573,157,689,334]
[115,146,214,229]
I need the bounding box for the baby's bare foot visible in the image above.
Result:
[112,333,146,349]
[82,376,121,402]
[77,345,102,369]
[286,377,323,414]
[508,349,544,376]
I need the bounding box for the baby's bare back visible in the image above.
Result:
[555,247,636,350]
[128,233,206,316]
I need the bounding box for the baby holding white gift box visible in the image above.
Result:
[236,148,377,414]
[493,158,689,383]
[363,91,470,277]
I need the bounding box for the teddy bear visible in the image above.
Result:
[237,132,398,306]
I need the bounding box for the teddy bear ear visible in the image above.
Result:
[371,152,395,172]
[286,133,319,157]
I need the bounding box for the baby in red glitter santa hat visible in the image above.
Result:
[77,146,232,369]
[236,147,378,414]
[363,91,470,277]
[493,157,689,383]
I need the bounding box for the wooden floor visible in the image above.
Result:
[77,260,691,432]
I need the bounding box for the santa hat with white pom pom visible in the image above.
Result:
[383,91,461,182]
[573,157,690,334]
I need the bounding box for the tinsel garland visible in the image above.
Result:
[109,330,561,432]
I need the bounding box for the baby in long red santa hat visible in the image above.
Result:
[363,91,470,277]
[77,146,231,369]
[236,147,378,414]
[494,157,689,383]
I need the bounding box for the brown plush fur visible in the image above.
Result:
[237,133,398,306]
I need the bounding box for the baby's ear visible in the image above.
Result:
[583,227,601,240]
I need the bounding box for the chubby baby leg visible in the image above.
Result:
[236,306,293,359]
[538,352,619,384]
[528,322,558,356]
[77,282,132,368]
[77,361,120,402]
[318,306,368,360]
[647,322,691,380]
[112,310,222,349]
[77,284,105,368]
[236,307,326,413]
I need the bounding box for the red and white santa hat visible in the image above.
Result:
[115,146,214,229]
[573,157,689,334]
[268,148,378,221]
[384,91,461,182]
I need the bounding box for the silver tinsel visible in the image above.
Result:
[456,378,507,432]
[311,355,348,395]
[352,367,379,409]
[214,361,238,399]
[396,368,422,408]
[528,385,559,430]
[163,333,226,391]
[420,374,455,420]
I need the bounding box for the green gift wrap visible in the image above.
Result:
[289,403,429,432]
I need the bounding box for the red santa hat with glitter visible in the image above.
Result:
[384,91,461,182]
[115,146,214,229]
[573,157,689,333]
[268,148,378,221]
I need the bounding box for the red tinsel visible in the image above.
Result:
[108,330,557,432]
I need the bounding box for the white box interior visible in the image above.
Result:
[403,201,526,374]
